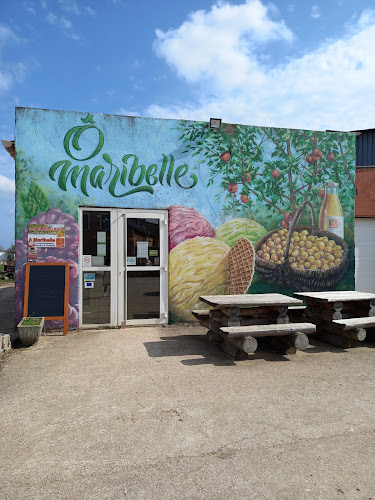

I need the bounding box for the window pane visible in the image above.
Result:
[126,218,160,266]
[83,211,111,267]
[127,271,160,320]
[82,271,110,324]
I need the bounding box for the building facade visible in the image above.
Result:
[14,108,357,329]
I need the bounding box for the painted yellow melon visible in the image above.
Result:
[169,237,230,322]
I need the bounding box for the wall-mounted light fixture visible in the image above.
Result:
[209,118,222,130]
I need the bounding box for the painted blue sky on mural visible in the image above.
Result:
[1,0,375,247]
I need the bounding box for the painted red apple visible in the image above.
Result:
[284,212,293,223]
[311,149,323,161]
[241,173,251,183]
[227,182,238,193]
[306,154,316,164]
[280,220,289,228]
[240,194,249,203]
[318,188,325,198]
[220,151,231,162]
[271,169,280,179]
[327,152,335,162]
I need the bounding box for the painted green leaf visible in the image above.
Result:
[81,114,95,124]
[20,182,50,220]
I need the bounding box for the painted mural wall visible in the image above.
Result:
[15,108,356,328]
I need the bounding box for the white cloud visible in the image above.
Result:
[46,11,81,40]
[287,4,294,13]
[0,149,14,177]
[46,11,57,24]
[132,59,143,69]
[41,0,47,7]
[154,0,293,92]
[117,108,142,117]
[61,16,72,29]
[0,175,15,198]
[0,71,13,93]
[24,2,37,14]
[85,6,96,16]
[58,0,80,15]
[0,150,15,199]
[0,24,18,47]
[153,74,168,81]
[0,25,24,94]
[149,2,375,131]
[311,5,320,19]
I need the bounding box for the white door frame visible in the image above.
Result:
[117,209,168,326]
[79,207,118,328]
[79,207,168,328]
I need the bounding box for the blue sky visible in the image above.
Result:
[1,0,375,248]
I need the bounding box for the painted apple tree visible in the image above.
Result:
[176,121,356,237]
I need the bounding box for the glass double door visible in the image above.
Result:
[118,210,168,326]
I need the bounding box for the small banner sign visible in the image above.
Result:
[28,224,65,248]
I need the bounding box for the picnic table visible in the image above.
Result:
[193,293,316,360]
[292,291,375,348]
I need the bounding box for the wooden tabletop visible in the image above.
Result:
[199,293,303,308]
[294,291,375,302]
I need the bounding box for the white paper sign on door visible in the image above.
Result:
[137,241,148,258]
[83,255,92,267]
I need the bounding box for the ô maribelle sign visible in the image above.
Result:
[49,114,198,198]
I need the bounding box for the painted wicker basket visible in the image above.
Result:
[254,202,349,291]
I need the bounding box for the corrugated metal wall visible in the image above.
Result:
[356,130,375,166]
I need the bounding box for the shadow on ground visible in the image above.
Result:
[143,334,299,365]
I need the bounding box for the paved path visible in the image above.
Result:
[1,325,375,499]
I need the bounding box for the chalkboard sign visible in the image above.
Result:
[23,263,69,335]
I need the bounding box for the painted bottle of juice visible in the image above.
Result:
[318,181,344,238]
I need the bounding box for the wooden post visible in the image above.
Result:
[276,313,289,324]
[198,318,210,329]
[340,328,366,342]
[206,330,222,342]
[223,336,258,354]
[242,336,258,354]
[219,307,240,317]
[262,336,297,355]
[323,323,366,341]
[218,339,249,360]
[315,330,355,349]
[208,318,222,330]
[219,316,270,327]
[281,332,310,351]
[306,299,343,312]
[219,316,241,327]
[222,306,273,317]
[305,307,343,321]
[208,309,222,319]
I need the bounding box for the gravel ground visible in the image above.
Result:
[1,324,375,499]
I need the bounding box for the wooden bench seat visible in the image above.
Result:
[332,316,375,330]
[219,322,316,338]
[192,309,210,320]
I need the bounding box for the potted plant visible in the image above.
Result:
[17,317,44,347]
